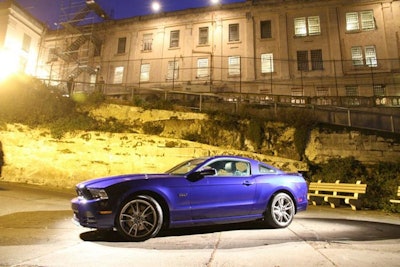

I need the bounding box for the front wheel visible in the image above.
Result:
[264,192,295,228]
[116,195,163,241]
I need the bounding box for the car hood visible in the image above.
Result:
[77,173,173,189]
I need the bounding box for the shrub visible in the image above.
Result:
[142,121,164,135]
[309,157,367,183]
[364,162,400,212]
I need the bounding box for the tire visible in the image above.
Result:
[264,192,295,228]
[116,195,163,241]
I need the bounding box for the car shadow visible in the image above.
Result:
[79,217,400,248]
[79,220,269,243]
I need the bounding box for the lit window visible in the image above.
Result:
[170,30,180,48]
[229,24,239,42]
[365,46,377,67]
[308,16,321,35]
[228,56,240,76]
[294,17,307,36]
[260,20,272,39]
[360,11,375,30]
[143,34,153,51]
[117,37,126,54]
[311,49,323,70]
[351,45,377,67]
[346,12,359,31]
[297,50,309,71]
[140,63,150,82]
[261,53,273,73]
[167,61,179,80]
[199,27,209,45]
[294,16,320,36]
[197,58,209,78]
[351,46,364,66]
[346,10,375,31]
[113,66,124,83]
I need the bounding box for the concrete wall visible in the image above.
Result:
[305,129,400,164]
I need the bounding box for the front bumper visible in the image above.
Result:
[71,197,115,229]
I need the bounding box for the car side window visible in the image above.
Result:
[207,160,250,176]
[259,164,276,174]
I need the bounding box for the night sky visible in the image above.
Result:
[8,0,245,27]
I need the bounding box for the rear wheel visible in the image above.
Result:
[264,192,295,228]
[116,195,163,241]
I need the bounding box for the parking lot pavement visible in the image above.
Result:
[0,181,400,267]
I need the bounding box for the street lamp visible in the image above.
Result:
[151,1,161,12]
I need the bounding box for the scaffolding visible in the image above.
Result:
[53,0,109,86]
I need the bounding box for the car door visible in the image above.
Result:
[189,160,256,220]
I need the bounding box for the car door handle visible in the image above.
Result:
[242,181,254,186]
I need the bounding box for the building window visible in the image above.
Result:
[22,33,31,52]
[346,12,359,31]
[261,53,273,73]
[140,63,150,82]
[360,11,375,30]
[294,16,320,36]
[351,46,363,66]
[143,33,153,51]
[197,58,209,78]
[316,87,330,97]
[199,27,209,45]
[167,60,179,80]
[373,85,386,96]
[47,48,58,62]
[308,16,321,35]
[228,56,240,76]
[260,20,272,39]
[294,18,307,36]
[351,45,377,67]
[229,24,239,42]
[117,37,126,54]
[297,50,309,71]
[345,86,358,96]
[311,49,323,70]
[113,66,124,84]
[291,88,304,97]
[346,10,375,31]
[170,30,180,48]
[365,46,377,67]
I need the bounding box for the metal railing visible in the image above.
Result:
[42,77,400,134]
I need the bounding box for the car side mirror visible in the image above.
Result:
[187,168,216,182]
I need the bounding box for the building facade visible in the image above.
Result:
[0,0,44,80]
[36,0,400,105]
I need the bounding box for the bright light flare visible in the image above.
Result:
[151,2,161,12]
[211,0,220,4]
[0,48,20,82]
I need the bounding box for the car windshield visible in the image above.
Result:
[166,158,208,175]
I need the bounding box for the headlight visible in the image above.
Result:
[87,188,109,200]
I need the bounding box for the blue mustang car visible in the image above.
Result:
[71,155,308,241]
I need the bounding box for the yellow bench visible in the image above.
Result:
[308,180,367,211]
[390,186,400,204]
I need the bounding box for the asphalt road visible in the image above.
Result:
[0,181,400,267]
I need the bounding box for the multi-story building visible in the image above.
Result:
[0,0,45,81]
[35,0,400,106]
